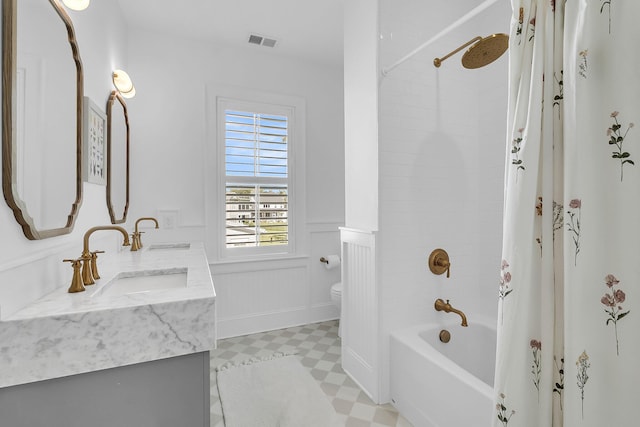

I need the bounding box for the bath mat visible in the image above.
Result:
[216,352,339,427]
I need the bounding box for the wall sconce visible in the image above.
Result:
[62,0,90,11]
[112,70,136,98]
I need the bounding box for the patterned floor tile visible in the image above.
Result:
[210,320,412,427]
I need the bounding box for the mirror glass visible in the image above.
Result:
[2,0,83,239]
[106,91,129,224]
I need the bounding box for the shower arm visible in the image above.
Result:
[433,36,482,68]
[380,0,499,76]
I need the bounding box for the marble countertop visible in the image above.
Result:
[0,242,216,388]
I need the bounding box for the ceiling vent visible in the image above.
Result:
[248,34,278,48]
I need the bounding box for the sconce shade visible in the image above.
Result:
[112,70,136,99]
[62,0,90,11]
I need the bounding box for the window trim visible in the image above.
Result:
[208,87,306,262]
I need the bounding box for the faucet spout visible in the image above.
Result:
[134,217,159,233]
[82,226,131,255]
[81,226,131,285]
[434,298,468,327]
[131,217,159,251]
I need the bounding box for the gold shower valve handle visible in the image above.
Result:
[428,248,451,278]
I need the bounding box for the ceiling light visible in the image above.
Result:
[62,0,90,11]
[112,70,136,99]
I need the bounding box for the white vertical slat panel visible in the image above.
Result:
[340,228,380,403]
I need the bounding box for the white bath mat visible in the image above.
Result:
[216,353,340,427]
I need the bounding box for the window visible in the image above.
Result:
[224,110,290,250]
[211,89,305,260]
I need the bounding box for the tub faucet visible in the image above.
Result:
[434,298,468,327]
[131,217,159,251]
[80,226,130,286]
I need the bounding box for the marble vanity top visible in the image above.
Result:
[0,242,216,388]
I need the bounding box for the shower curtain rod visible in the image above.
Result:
[381,0,500,76]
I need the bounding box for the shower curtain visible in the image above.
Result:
[493,0,640,426]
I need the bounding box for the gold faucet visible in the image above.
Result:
[434,298,468,327]
[131,217,159,251]
[81,226,130,286]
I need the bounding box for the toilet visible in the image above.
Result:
[330,282,342,337]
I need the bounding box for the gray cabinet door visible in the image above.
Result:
[0,352,210,427]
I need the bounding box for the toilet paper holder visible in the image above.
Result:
[320,255,341,270]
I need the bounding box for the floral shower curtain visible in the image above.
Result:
[493,0,640,426]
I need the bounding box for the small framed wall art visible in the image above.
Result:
[82,97,107,185]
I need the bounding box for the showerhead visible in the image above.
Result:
[433,33,509,69]
[461,33,509,68]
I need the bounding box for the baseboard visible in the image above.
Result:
[217,304,339,339]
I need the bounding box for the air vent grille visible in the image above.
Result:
[248,34,278,48]
[262,38,277,48]
[248,34,263,45]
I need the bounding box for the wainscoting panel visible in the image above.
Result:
[211,222,342,339]
[215,264,307,319]
[340,227,380,403]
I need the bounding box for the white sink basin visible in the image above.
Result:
[147,243,191,250]
[94,268,188,297]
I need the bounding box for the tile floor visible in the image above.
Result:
[210,320,413,427]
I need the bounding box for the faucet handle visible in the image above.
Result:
[130,232,143,251]
[89,250,104,280]
[80,252,95,286]
[63,258,85,293]
[441,259,451,278]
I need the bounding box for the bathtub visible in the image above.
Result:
[390,316,496,427]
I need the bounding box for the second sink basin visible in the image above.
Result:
[94,268,188,297]
[147,243,191,250]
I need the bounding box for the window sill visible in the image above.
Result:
[211,253,309,266]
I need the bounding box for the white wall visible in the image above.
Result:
[0,2,129,319]
[344,0,379,232]
[362,0,509,401]
[125,29,345,337]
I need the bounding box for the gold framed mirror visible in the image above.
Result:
[106,91,129,224]
[2,0,83,239]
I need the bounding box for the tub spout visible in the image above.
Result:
[434,298,468,327]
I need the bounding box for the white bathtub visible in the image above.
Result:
[390,317,496,427]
